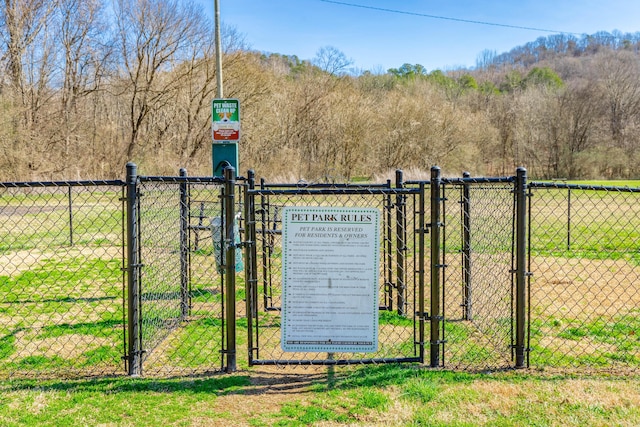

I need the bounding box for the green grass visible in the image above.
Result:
[528,185,640,264]
[0,255,124,373]
[529,312,640,368]
[0,375,251,427]
[0,193,123,254]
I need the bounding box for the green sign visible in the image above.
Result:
[212,98,240,142]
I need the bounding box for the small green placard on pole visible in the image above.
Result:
[212,98,240,142]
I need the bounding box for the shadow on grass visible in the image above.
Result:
[3,363,635,399]
[1,373,252,395]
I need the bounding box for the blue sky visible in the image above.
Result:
[197,0,640,72]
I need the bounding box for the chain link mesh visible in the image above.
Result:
[0,181,126,379]
[529,183,640,373]
[136,178,228,375]
[440,181,517,370]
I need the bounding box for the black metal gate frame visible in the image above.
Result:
[123,164,234,374]
[243,171,426,366]
[424,167,529,369]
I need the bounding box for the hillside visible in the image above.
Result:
[0,0,638,181]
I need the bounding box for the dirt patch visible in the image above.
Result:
[0,249,47,276]
[0,205,65,217]
[530,256,640,318]
[538,334,618,356]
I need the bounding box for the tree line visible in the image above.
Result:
[1,0,639,181]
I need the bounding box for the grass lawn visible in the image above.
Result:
[1,364,639,426]
[2,180,640,425]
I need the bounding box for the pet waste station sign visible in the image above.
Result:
[212,98,240,142]
[211,98,240,176]
[281,207,380,353]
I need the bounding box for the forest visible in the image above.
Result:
[1,0,640,181]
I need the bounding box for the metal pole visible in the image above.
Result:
[395,170,406,316]
[418,181,426,363]
[385,179,393,311]
[179,168,189,320]
[515,167,528,368]
[224,166,237,372]
[259,178,270,309]
[214,0,224,98]
[68,186,74,246]
[430,166,442,368]
[126,162,141,376]
[567,187,572,251]
[462,172,472,321]
[245,169,257,365]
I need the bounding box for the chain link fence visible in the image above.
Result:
[0,180,126,379]
[1,167,639,378]
[528,182,640,373]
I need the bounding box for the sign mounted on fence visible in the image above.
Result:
[212,98,240,142]
[281,206,380,353]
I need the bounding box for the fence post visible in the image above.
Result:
[515,167,528,368]
[395,170,406,316]
[567,187,572,251]
[430,166,442,367]
[245,169,258,365]
[68,185,74,246]
[418,181,426,363]
[126,162,142,376]
[179,168,189,320]
[461,172,472,321]
[224,166,237,372]
[384,179,393,311]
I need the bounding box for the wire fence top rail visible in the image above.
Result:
[248,187,421,196]
[530,181,640,192]
[137,176,227,184]
[0,180,125,188]
[258,181,393,189]
[406,176,516,186]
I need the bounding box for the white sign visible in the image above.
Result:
[281,206,380,353]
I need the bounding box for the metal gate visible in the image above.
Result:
[124,165,235,375]
[243,172,427,365]
[425,168,529,371]
[241,167,529,370]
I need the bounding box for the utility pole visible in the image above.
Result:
[215,0,224,98]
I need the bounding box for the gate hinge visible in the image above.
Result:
[121,263,144,272]
[234,240,253,248]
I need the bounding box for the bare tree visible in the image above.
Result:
[50,0,113,170]
[594,50,640,156]
[0,0,56,117]
[313,46,352,76]
[114,0,206,160]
